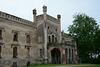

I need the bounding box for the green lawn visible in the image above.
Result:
[74,65,100,67]
[24,64,76,67]
[24,64,99,67]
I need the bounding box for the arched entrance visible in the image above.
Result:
[51,48,61,64]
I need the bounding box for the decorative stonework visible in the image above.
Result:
[0,11,35,27]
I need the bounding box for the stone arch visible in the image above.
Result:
[51,48,61,64]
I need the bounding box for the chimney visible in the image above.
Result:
[33,9,37,22]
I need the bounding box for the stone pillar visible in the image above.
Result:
[48,50,51,63]
[74,42,78,63]
[43,5,48,64]
[67,48,69,63]
[57,14,61,43]
[70,48,72,63]
[62,45,66,64]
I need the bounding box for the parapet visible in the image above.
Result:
[0,11,35,27]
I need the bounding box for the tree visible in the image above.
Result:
[93,30,100,64]
[68,13,99,63]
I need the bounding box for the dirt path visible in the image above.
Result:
[50,64,96,67]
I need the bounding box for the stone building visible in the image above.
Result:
[0,6,77,67]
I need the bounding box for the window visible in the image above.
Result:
[26,35,30,43]
[27,62,30,66]
[52,35,54,42]
[72,49,74,61]
[48,26,49,29]
[13,32,18,41]
[0,46,1,58]
[55,37,57,42]
[27,48,30,57]
[48,36,51,42]
[69,49,70,60]
[40,49,42,58]
[12,62,17,67]
[0,30,2,39]
[55,29,57,32]
[13,47,18,58]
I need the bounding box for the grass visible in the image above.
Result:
[24,63,97,67]
[74,65,100,67]
[24,64,76,67]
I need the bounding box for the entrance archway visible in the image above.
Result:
[51,48,61,64]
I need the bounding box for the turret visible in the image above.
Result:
[43,5,47,13]
[57,14,61,23]
[33,9,37,22]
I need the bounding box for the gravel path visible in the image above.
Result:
[50,64,96,67]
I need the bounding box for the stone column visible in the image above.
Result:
[62,45,66,64]
[43,5,48,64]
[67,48,69,63]
[57,14,61,43]
[70,48,72,63]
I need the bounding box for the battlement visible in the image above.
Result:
[47,14,58,24]
[0,11,35,27]
[36,14,59,24]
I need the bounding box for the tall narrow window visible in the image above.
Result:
[26,35,30,43]
[55,37,57,42]
[40,49,42,58]
[52,35,54,42]
[48,36,51,42]
[13,47,18,58]
[27,48,30,57]
[72,49,74,61]
[13,32,18,41]
[69,49,70,60]
[65,48,67,63]
[0,46,1,58]
[12,62,17,67]
[0,30,2,39]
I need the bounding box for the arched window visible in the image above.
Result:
[26,35,30,43]
[52,35,54,42]
[55,37,57,42]
[48,36,51,42]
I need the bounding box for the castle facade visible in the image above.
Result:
[0,6,77,67]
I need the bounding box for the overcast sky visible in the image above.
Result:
[0,0,100,33]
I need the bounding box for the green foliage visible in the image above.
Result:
[68,13,99,63]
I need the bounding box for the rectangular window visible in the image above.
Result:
[12,62,17,67]
[27,48,30,57]
[13,32,18,41]
[40,49,42,58]
[0,46,1,58]
[65,48,67,63]
[26,35,30,43]
[0,30,2,39]
[13,47,18,58]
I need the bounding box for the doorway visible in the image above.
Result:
[51,48,61,64]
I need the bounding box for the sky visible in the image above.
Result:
[0,0,100,33]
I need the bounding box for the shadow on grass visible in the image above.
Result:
[24,63,95,67]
